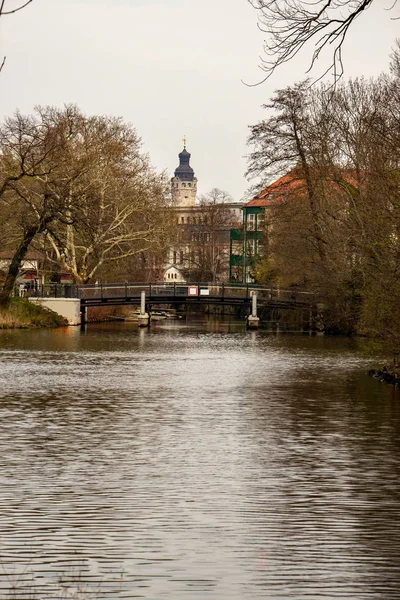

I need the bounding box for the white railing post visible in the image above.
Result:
[252,291,257,318]
[138,290,150,327]
[247,291,260,330]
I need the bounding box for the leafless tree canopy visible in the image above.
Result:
[0,104,170,303]
[246,66,400,342]
[249,0,396,82]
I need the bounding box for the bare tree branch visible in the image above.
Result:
[0,1,33,76]
[248,0,395,83]
[0,0,33,16]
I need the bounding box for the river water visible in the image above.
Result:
[0,318,399,599]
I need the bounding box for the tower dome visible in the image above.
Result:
[174,147,195,181]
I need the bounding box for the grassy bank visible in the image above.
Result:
[0,298,68,328]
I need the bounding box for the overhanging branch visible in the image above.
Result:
[248,0,386,83]
[0,0,33,16]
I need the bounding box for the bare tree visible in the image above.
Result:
[249,0,396,83]
[247,81,331,263]
[0,0,33,73]
[177,189,237,282]
[390,38,400,77]
[0,105,79,305]
[42,112,170,284]
[246,68,400,337]
[0,105,170,303]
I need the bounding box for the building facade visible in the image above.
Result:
[164,143,242,283]
[229,172,300,282]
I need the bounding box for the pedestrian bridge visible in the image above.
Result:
[30,282,313,323]
[96,282,311,305]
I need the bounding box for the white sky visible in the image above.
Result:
[0,0,398,200]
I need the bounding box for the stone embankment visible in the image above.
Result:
[0,299,67,328]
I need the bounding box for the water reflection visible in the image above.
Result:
[0,320,399,598]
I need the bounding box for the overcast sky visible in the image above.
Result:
[0,0,398,200]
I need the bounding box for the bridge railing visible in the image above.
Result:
[77,282,251,300]
[79,283,151,299]
[26,284,80,298]
[27,282,314,304]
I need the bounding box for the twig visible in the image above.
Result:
[0,0,33,16]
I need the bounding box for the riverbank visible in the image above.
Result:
[0,299,68,328]
[368,367,400,388]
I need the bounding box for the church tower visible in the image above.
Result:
[171,138,197,207]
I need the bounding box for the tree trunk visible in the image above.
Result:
[0,225,39,306]
[293,124,327,264]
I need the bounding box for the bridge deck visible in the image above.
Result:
[31,282,313,310]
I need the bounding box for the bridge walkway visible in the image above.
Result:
[33,282,314,310]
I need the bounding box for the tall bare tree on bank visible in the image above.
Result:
[249,0,396,82]
[42,111,170,284]
[247,81,330,265]
[0,106,77,306]
[0,0,33,73]
[247,67,400,339]
[0,105,170,304]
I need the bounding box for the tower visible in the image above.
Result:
[171,138,197,207]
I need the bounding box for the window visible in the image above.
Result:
[173,251,177,264]
[247,213,256,231]
[248,239,258,255]
[188,183,191,187]
[180,217,184,224]
[182,183,186,188]
[180,250,184,264]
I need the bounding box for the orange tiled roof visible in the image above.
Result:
[244,169,305,207]
[244,168,359,208]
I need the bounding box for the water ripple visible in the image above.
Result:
[0,323,398,598]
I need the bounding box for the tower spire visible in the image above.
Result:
[182,135,187,149]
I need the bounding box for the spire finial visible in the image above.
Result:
[182,135,187,149]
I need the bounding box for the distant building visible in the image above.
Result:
[0,250,74,294]
[171,143,197,208]
[230,171,301,282]
[0,251,42,293]
[164,141,242,282]
[230,167,359,282]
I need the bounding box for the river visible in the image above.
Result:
[0,317,399,599]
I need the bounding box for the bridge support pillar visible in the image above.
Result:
[138,290,150,327]
[247,292,260,330]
